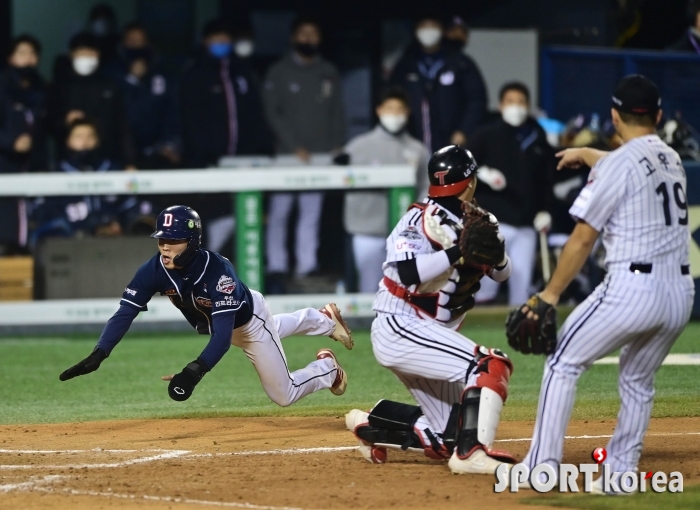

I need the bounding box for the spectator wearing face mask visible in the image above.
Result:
[179,18,270,167]
[87,3,120,66]
[112,23,181,169]
[389,11,487,151]
[443,15,470,54]
[669,0,700,52]
[30,119,122,244]
[469,82,555,305]
[0,34,48,252]
[338,86,429,292]
[262,16,346,279]
[0,35,47,174]
[49,32,136,167]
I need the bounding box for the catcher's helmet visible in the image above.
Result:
[427,145,478,198]
[151,205,202,267]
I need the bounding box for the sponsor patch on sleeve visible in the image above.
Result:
[216,275,236,294]
[124,288,137,296]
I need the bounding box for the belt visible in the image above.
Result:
[382,277,439,317]
[629,263,690,275]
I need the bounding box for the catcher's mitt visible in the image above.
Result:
[458,201,505,271]
[505,294,558,355]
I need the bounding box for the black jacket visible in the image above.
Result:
[668,29,700,53]
[390,44,487,151]
[0,67,48,173]
[179,51,271,167]
[469,118,555,227]
[118,71,180,156]
[49,71,135,165]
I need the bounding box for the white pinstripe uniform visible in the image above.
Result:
[523,134,695,474]
[371,198,510,444]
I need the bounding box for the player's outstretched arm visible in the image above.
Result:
[59,347,108,381]
[556,147,609,170]
[58,304,140,381]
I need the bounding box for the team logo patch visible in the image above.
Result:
[124,287,137,296]
[398,226,421,240]
[216,275,236,294]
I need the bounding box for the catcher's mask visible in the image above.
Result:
[427,145,478,198]
[151,205,202,267]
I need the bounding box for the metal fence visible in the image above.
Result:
[541,46,700,128]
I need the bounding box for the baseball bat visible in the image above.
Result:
[539,231,551,284]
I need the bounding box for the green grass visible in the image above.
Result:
[522,483,700,509]
[0,321,699,424]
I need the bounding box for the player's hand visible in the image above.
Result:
[59,347,108,381]
[167,359,208,402]
[161,374,174,381]
[556,148,593,170]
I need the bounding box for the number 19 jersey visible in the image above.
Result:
[570,135,690,267]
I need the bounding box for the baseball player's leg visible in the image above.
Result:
[352,234,386,293]
[232,290,342,406]
[266,193,295,273]
[604,282,693,474]
[506,226,537,305]
[394,372,464,446]
[274,309,334,338]
[523,273,663,472]
[367,316,514,471]
[294,191,323,276]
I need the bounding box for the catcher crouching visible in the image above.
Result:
[346,145,517,475]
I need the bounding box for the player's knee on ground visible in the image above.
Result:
[352,400,449,459]
[455,346,514,460]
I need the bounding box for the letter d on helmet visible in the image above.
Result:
[151,205,203,267]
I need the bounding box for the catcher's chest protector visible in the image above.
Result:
[389,202,484,328]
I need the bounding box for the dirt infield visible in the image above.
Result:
[1,416,699,509]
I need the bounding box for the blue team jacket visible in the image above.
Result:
[97,248,253,370]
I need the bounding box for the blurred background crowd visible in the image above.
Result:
[1,0,699,303]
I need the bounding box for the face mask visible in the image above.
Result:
[379,114,408,134]
[502,104,529,127]
[208,42,232,59]
[11,66,38,81]
[294,42,319,57]
[124,47,153,63]
[234,40,254,58]
[91,18,111,36]
[67,149,100,170]
[416,27,442,48]
[73,56,99,76]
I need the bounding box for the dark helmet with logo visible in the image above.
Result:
[427,145,478,198]
[151,205,202,267]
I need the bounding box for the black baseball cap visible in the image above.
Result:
[611,74,661,115]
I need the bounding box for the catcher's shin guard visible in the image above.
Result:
[348,400,449,462]
[455,346,516,463]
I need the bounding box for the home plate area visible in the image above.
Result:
[1,417,700,510]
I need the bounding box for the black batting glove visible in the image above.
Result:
[59,347,108,381]
[168,358,209,402]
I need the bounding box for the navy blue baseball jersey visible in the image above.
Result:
[96,249,253,370]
